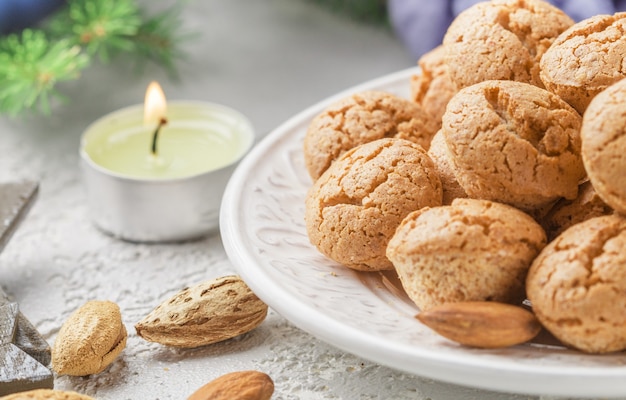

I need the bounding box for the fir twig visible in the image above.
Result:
[132,4,193,78]
[0,29,89,115]
[48,0,143,63]
[0,0,189,116]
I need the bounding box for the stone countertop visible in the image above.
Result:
[0,1,565,399]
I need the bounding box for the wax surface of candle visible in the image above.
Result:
[86,118,248,180]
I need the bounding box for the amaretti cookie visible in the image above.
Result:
[540,13,626,114]
[541,181,613,241]
[442,80,586,211]
[305,138,442,272]
[427,130,467,205]
[303,90,438,180]
[526,214,626,353]
[580,77,626,215]
[387,198,547,311]
[443,0,573,90]
[410,45,457,129]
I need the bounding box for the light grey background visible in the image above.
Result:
[0,1,597,399]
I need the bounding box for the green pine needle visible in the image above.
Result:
[132,4,193,78]
[49,0,143,63]
[0,0,189,116]
[0,29,89,115]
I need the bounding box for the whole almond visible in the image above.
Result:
[0,388,95,399]
[187,370,274,400]
[135,275,268,348]
[416,301,541,348]
[52,300,127,376]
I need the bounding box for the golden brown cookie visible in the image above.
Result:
[526,214,626,353]
[540,181,613,241]
[387,198,546,311]
[580,77,626,215]
[427,130,467,205]
[410,45,457,130]
[305,138,442,271]
[540,13,626,114]
[303,90,438,180]
[442,80,586,211]
[443,0,573,90]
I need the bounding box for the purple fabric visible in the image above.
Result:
[388,0,626,60]
[0,0,65,34]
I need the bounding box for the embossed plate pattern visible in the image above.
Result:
[220,67,626,398]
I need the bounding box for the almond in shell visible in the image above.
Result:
[51,300,127,376]
[416,301,541,348]
[187,370,274,400]
[135,275,268,348]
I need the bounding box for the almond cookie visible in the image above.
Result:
[387,198,546,310]
[526,214,626,353]
[303,90,438,180]
[442,80,586,211]
[540,13,626,114]
[443,0,573,90]
[305,138,442,271]
[410,45,457,130]
[580,77,626,215]
[427,130,466,205]
[540,181,613,241]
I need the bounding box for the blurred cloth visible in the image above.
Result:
[388,0,626,60]
[0,0,65,34]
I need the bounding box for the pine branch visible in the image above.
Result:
[132,4,192,78]
[0,0,190,116]
[48,0,143,62]
[0,30,89,115]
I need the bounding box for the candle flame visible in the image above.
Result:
[144,81,167,125]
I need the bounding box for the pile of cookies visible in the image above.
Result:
[303,0,626,354]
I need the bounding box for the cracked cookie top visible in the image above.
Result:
[581,77,626,215]
[526,214,626,353]
[540,181,613,242]
[442,0,573,90]
[410,45,458,130]
[303,90,438,181]
[540,13,626,114]
[442,79,586,211]
[304,138,442,272]
[427,130,467,205]
[387,198,546,310]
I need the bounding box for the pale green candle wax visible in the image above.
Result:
[81,102,254,180]
[89,124,244,179]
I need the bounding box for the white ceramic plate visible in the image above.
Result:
[220,67,626,398]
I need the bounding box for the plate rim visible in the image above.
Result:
[220,66,626,398]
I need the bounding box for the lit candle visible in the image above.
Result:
[84,82,250,180]
[80,82,255,242]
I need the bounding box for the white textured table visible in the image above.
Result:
[0,1,583,399]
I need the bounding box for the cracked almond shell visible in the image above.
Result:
[135,275,268,348]
[51,300,127,376]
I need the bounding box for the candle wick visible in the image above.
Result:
[151,117,168,155]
